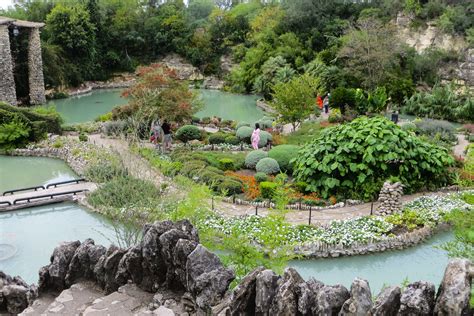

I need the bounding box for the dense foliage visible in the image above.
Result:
[0,103,62,149]
[292,117,454,200]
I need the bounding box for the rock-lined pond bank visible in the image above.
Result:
[0,220,471,315]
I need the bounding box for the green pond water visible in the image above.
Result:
[289,231,453,294]
[48,89,127,124]
[0,156,454,290]
[50,89,263,124]
[0,156,77,194]
[0,202,122,283]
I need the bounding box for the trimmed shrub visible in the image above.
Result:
[258,130,273,148]
[256,158,280,175]
[201,117,211,124]
[236,126,253,143]
[258,119,273,129]
[401,122,417,132]
[191,116,200,124]
[199,167,225,185]
[254,172,268,183]
[414,119,457,144]
[268,145,299,172]
[236,121,250,129]
[224,135,240,145]
[260,181,278,199]
[218,178,243,195]
[103,120,128,136]
[245,150,268,169]
[176,125,201,143]
[209,133,227,144]
[328,108,343,123]
[219,158,235,171]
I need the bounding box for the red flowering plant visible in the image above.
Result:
[116,63,202,124]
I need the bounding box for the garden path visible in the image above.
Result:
[454,134,469,158]
[83,135,467,227]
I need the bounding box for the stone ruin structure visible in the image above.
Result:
[0,219,472,315]
[0,16,45,105]
[377,181,404,216]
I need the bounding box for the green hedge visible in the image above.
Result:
[260,181,278,199]
[209,132,227,144]
[245,150,268,169]
[176,125,201,143]
[236,126,253,143]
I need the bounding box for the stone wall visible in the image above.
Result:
[27,27,46,105]
[0,25,17,105]
[0,220,472,315]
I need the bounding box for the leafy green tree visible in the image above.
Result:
[338,17,399,90]
[270,74,319,131]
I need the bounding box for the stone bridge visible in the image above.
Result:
[0,16,45,105]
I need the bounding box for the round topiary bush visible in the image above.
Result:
[208,133,227,144]
[268,145,300,173]
[236,126,253,143]
[176,125,201,143]
[258,119,273,129]
[224,135,240,145]
[218,158,235,171]
[218,178,243,195]
[254,172,268,183]
[257,131,273,148]
[245,150,268,169]
[292,116,455,200]
[256,158,280,175]
[236,121,250,129]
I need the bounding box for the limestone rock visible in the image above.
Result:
[339,278,372,316]
[371,285,400,316]
[229,267,264,315]
[255,269,280,315]
[154,305,175,315]
[297,278,324,315]
[65,239,106,286]
[2,285,30,314]
[315,284,350,315]
[186,245,234,310]
[39,240,81,292]
[172,239,198,288]
[115,245,144,286]
[399,281,435,315]
[434,259,472,315]
[270,268,305,315]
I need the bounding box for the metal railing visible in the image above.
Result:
[13,189,89,205]
[46,178,86,189]
[2,185,45,196]
[0,201,12,206]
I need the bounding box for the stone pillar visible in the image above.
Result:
[28,27,46,105]
[0,25,17,105]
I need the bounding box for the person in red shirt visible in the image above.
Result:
[316,95,323,110]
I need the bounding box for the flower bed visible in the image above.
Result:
[199,191,472,257]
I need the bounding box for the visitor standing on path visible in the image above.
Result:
[161,119,172,153]
[323,94,330,114]
[251,123,261,150]
[317,95,323,110]
[151,119,163,151]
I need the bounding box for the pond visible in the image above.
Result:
[49,89,263,124]
[0,202,125,284]
[0,156,77,194]
[288,230,453,294]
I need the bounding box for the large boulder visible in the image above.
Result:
[297,278,324,315]
[314,284,350,315]
[229,267,264,315]
[65,239,106,286]
[339,278,373,315]
[115,245,144,286]
[172,239,198,288]
[270,268,305,315]
[159,229,193,289]
[255,269,280,315]
[0,272,37,314]
[186,245,234,310]
[371,285,401,316]
[434,259,473,315]
[38,240,81,292]
[399,281,435,315]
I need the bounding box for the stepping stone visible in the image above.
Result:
[43,281,103,314]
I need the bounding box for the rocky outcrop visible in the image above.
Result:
[399,281,436,315]
[1,219,472,315]
[0,272,37,314]
[434,259,473,315]
[34,219,233,313]
[161,54,204,81]
[376,181,403,215]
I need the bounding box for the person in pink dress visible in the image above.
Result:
[251,123,261,150]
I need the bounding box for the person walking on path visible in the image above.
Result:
[161,119,172,153]
[251,123,261,150]
[151,119,163,151]
[317,95,323,110]
[323,94,330,114]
